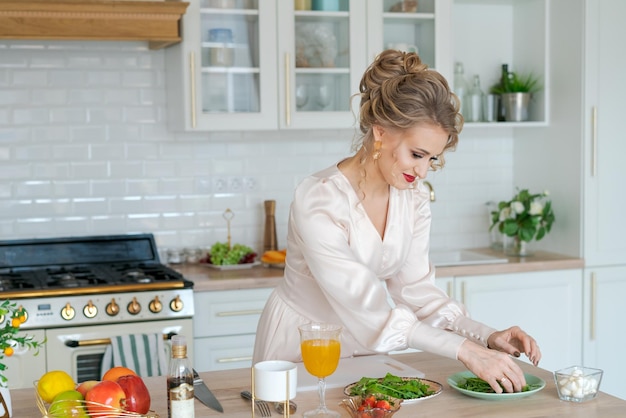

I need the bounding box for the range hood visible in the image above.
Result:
[0,0,189,50]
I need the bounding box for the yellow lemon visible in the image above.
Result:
[37,370,76,403]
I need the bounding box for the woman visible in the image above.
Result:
[253,50,541,393]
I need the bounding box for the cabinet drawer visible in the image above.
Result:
[193,288,273,337]
[194,334,257,371]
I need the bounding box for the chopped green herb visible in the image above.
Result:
[458,377,542,393]
[348,373,434,400]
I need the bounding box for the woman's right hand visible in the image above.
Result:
[457,340,526,394]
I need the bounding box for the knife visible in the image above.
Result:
[193,368,224,413]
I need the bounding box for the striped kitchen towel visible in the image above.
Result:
[101,333,168,378]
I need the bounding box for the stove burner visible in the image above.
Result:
[45,266,107,289]
[123,270,153,284]
[0,273,37,291]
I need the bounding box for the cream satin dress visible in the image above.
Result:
[253,164,496,364]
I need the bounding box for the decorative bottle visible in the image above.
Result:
[453,62,470,116]
[497,63,510,121]
[167,335,194,418]
[468,75,484,122]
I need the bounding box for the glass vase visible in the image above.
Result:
[504,236,533,257]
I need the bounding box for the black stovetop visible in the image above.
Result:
[0,234,192,293]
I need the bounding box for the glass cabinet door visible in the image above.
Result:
[367,0,451,79]
[167,0,278,131]
[278,0,367,130]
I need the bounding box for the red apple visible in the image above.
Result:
[117,374,151,414]
[85,380,126,417]
[76,380,99,397]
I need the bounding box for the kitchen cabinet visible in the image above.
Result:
[391,269,583,373]
[165,0,367,131]
[192,287,273,371]
[366,0,452,78]
[514,0,626,399]
[165,0,278,131]
[583,267,626,400]
[455,270,582,374]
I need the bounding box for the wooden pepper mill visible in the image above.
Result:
[263,200,278,252]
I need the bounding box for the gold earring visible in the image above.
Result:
[372,141,382,160]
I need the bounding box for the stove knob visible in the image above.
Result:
[127,297,141,315]
[170,295,184,312]
[61,303,75,320]
[149,296,163,313]
[106,299,120,316]
[83,300,98,318]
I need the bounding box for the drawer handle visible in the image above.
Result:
[65,332,176,347]
[217,356,252,363]
[216,309,263,317]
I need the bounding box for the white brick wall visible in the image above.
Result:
[0,40,514,256]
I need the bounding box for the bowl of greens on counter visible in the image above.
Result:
[447,371,545,400]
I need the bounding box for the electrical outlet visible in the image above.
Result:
[243,177,257,191]
[229,177,243,192]
[212,177,227,192]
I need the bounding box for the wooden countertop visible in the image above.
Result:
[175,248,584,292]
[15,352,624,417]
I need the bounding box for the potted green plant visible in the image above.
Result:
[490,71,542,122]
[490,188,555,256]
[0,300,45,417]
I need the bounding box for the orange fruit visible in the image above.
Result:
[11,317,20,328]
[102,366,137,381]
[3,347,13,357]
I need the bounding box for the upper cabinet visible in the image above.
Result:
[165,0,279,131]
[165,0,367,131]
[276,0,367,130]
[366,0,452,79]
[165,0,549,131]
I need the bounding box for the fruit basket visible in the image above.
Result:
[34,381,159,418]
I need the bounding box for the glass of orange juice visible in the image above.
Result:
[298,322,342,418]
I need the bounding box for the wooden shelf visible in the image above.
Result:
[0,0,189,50]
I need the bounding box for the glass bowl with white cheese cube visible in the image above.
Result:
[554,366,603,402]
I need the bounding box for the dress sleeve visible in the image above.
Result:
[290,175,494,360]
[386,188,497,358]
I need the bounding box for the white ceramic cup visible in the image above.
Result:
[387,43,419,54]
[253,360,298,402]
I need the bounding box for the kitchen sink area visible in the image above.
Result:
[430,249,509,267]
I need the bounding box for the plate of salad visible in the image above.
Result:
[344,373,443,404]
[447,371,545,400]
[200,242,259,269]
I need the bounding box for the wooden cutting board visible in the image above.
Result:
[296,354,424,392]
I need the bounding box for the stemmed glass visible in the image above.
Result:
[296,84,309,110]
[298,323,342,418]
[316,84,332,110]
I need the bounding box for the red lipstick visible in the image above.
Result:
[403,173,416,183]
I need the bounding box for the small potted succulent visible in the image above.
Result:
[490,188,555,256]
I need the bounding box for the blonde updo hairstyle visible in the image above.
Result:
[354,50,463,170]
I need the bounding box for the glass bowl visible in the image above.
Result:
[554,366,603,402]
[339,395,402,418]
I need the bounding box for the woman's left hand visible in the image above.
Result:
[487,326,541,366]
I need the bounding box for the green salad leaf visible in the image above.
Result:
[208,242,255,265]
[348,373,434,400]
[458,377,542,393]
